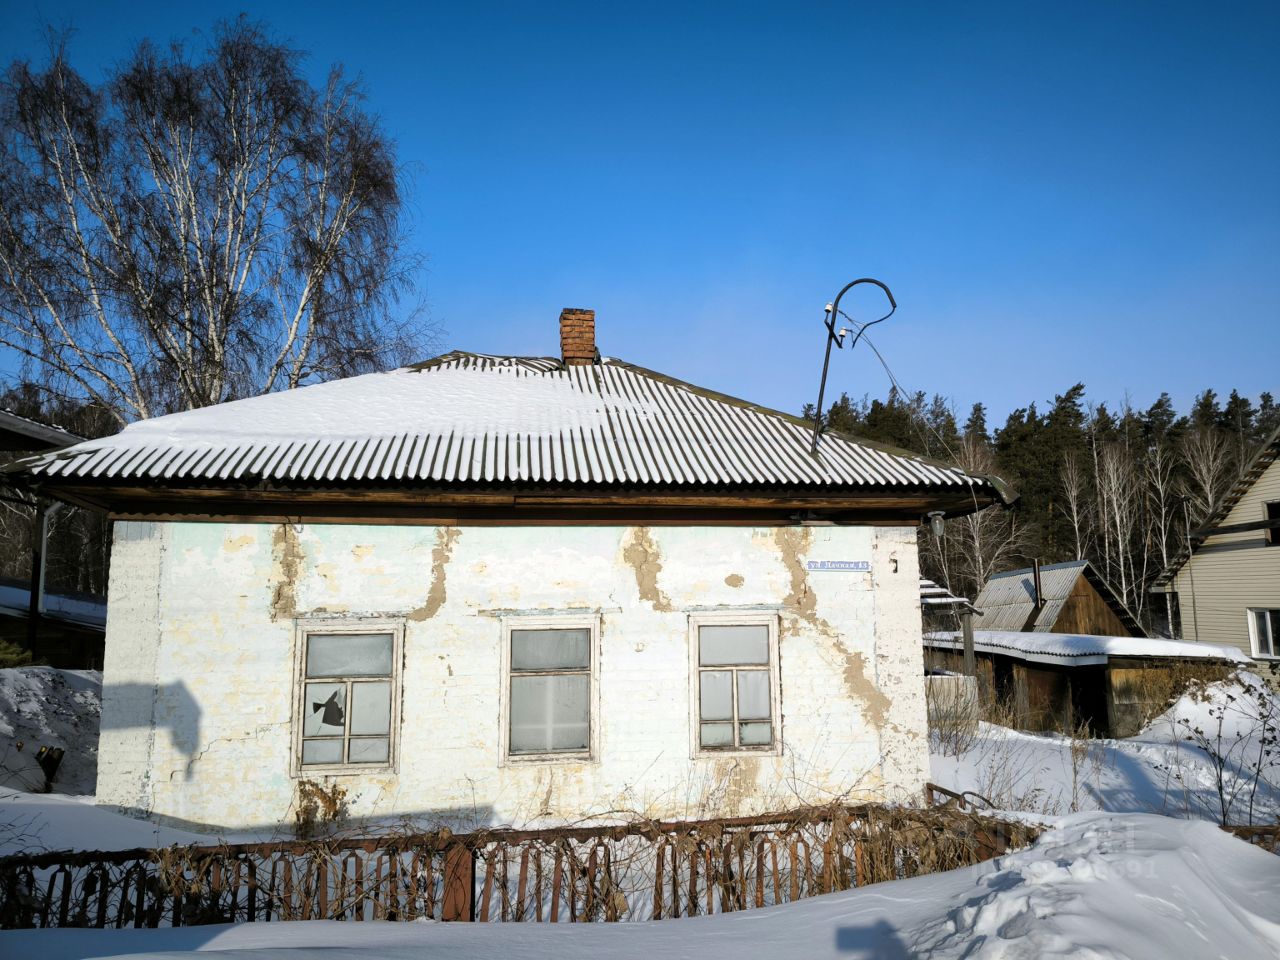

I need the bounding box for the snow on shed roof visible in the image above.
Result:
[924,629,1247,667]
[974,560,1144,637]
[8,353,1013,498]
[920,578,977,613]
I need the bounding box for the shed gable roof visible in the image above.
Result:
[974,560,1144,637]
[8,353,1012,508]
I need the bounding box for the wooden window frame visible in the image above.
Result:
[291,617,404,777]
[1265,501,1280,547]
[499,613,600,765]
[688,611,782,758]
[1248,608,1280,659]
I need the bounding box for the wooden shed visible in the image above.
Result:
[974,560,1144,638]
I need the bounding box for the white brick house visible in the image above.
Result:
[9,310,1011,832]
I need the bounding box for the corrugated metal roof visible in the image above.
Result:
[974,561,1144,636]
[7,353,1011,498]
[923,630,1245,667]
[919,578,977,612]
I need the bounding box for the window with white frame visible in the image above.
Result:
[296,624,401,770]
[1251,609,1280,658]
[503,619,596,760]
[691,616,779,752]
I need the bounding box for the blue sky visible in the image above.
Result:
[2,1,1277,424]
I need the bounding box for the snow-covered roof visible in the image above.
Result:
[974,560,1144,637]
[924,629,1247,666]
[7,353,1012,501]
[920,578,977,613]
[0,409,81,452]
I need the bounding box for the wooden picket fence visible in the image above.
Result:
[0,802,1039,930]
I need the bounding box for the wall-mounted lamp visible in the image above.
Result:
[928,511,946,538]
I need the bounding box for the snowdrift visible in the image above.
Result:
[0,667,100,795]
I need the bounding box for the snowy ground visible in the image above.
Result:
[2,813,1278,959]
[930,671,1280,824]
[0,667,100,794]
[4,669,1280,957]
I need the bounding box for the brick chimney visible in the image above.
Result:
[559,308,597,366]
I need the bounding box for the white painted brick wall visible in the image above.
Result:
[97,522,929,831]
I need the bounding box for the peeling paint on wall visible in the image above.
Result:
[622,526,673,611]
[773,527,890,729]
[99,522,929,831]
[270,524,303,621]
[408,528,460,621]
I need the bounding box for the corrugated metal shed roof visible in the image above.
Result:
[8,353,1012,500]
[973,561,1144,636]
[919,578,977,613]
[923,630,1244,667]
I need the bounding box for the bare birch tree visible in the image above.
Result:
[0,20,429,425]
[1181,426,1235,522]
[1059,450,1091,561]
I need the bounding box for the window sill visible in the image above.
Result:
[693,745,782,759]
[502,752,596,767]
[292,763,396,778]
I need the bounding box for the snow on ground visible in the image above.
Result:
[0,791,227,857]
[2,813,1278,960]
[930,672,1280,823]
[0,667,101,794]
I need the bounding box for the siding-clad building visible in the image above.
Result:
[1158,428,1280,660]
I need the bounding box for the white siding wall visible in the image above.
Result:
[1173,460,1280,657]
[97,522,929,832]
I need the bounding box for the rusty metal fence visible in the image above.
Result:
[0,803,1039,930]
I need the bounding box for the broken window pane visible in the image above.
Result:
[699,625,768,666]
[510,674,589,753]
[740,722,773,746]
[306,633,393,678]
[303,683,346,736]
[348,737,390,763]
[349,681,391,735]
[301,738,343,765]
[510,629,590,671]
[736,670,771,720]
[700,722,733,747]
[699,670,733,721]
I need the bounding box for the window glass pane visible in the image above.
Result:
[1256,611,1272,656]
[303,682,347,736]
[350,681,391,735]
[510,674,590,753]
[740,722,773,746]
[511,629,590,671]
[301,738,343,765]
[737,670,771,720]
[700,670,733,721]
[307,633,393,678]
[348,737,390,763]
[699,625,769,665]
[700,722,734,747]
